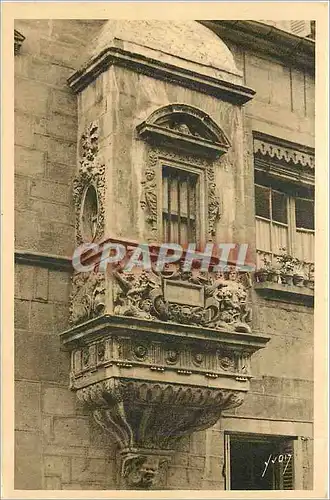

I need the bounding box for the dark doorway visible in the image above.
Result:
[228,435,294,490]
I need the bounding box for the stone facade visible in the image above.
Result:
[14,19,314,490]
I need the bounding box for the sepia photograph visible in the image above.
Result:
[2,2,328,497]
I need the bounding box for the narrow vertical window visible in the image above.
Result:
[162,165,198,245]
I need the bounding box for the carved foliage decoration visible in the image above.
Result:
[73,122,106,245]
[69,272,106,325]
[140,158,158,241]
[113,265,252,333]
[140,147,221,241]
[206,161,221,238]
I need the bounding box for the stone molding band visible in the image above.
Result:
[68,46,255,104]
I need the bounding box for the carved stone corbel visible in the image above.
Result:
[61,302,269,489]
[74,377,245,489]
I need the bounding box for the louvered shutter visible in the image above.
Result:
[274,440,294,489]
[290,21,312,37]
[282,441,294,489]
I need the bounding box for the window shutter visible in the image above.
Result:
[282,441,294,489]
[290,21,312,37]
[275,440,294,489]
[224,434,231,490]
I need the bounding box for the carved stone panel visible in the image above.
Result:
[69,271,106,325]
[113,265,252,333]
[73,122,106,245]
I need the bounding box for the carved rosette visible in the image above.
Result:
[113,264,252,333]
[73,122,106,245]
[69,272,106,325]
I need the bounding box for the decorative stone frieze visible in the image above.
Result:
[253,137,315,170]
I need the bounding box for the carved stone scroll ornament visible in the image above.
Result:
[140,147,221,242]
[76,379,245,489]
[69,272,106,325]
[113,265,252,333]
[73,122,106,245]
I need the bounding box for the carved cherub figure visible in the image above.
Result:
[140,169,157,227]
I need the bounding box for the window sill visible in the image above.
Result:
[254,281,314,305]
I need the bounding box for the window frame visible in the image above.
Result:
[157,155,207,247]
[224,432,298,491]
[255,182,315,264]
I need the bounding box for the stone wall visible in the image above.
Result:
[14,19,314,490]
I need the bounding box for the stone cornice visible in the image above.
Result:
[14,29,25,55]
[15,250,72,271]
[68,46,255,105]
[201,20,315,72]
[60,313,270,352]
